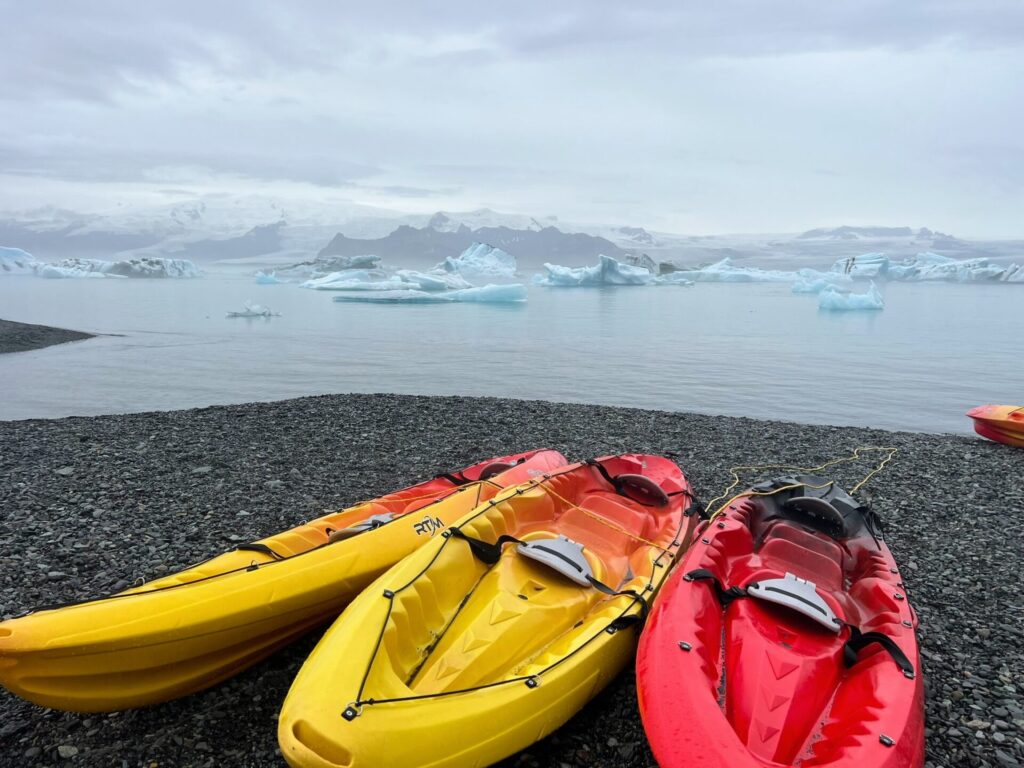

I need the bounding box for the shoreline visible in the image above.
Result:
[0,318,94,354]
[0,393,1021,767]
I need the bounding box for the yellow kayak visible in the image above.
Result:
[278,454,696,768]
[0,449,567,712]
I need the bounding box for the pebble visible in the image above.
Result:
[57,745,79,758]
[0,393,1021,768]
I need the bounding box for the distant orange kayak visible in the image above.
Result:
[967,405,1024,447]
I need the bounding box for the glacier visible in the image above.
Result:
[0,246,41,274]
[433,242,517,279]
[818,283,885,311]
[331,284,527,304]
[533,254,656,286]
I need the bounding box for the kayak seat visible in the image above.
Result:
[517,535,595,587]
[556,493,654,562]
[758,523,844,593]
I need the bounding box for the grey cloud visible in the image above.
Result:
[3,2,1023,103]
[367,185,453,199]
[0,142,380,187]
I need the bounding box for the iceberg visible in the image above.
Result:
[831,253,889,278]
[434,242,517,279]
[35,257,199,279]
[396,270,473,291]
[791,270,852,294]
[254,270,285,284]
[302,269,471,292]
[668,257,811,283]
[332,284,527,304]
[889,253,1006,282]
[534,254,655,286]
[830,252,1023,283]
[301,268,390,290]
[1000,263,1024,283]
[37,263,113,279]
[655,272,695,286]
[276,254,381,279]
[818,283,884,311]
[0,246,41,275]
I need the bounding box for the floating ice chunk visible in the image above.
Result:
[277,254,381,279]
[34,257,199,278]
[830,253,889,278]
[791,269,852,294]
[792,278,835,294]
[37,263,113,279]
[890,253,1005,282]
[1001,263,1024,283]
[332,284,527,304]
[255,271,285,284]
[434,242,517,279]
[396,269,473,291]
[105,257,199,278]
[669,257,802,283]
[227,301,280,317]
[534,254,655,286]
[654,273,695,286]
[830,251,1021,282]
[0,246,42,275]
[302,268,471,292]
[449,284,527,302]
[301,268,390,289]
[818,282,884,311]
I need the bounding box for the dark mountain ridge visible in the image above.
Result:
[319,224,627,268]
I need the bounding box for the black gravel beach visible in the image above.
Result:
[0,394,1021,768]
[0,319,94,354]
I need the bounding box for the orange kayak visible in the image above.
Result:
[967,405,1024,448]
[0,449,568,712]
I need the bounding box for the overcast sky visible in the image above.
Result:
[2,1,1023,236]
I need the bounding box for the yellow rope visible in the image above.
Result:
[331,478,505,517]
[535,477,676,554]
[705,446,898,522]
[851,448,898,493]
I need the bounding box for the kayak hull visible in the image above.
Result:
[278,455,696,768]
[0,449,567,712]
[967,405,1024,447]
[637,475,925,768]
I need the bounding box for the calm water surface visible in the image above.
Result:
[0,274,1019,433]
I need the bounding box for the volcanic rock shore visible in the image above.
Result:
[0,319,94,354]
[0,394,1021,767]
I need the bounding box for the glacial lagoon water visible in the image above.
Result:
[0,272,1020,433]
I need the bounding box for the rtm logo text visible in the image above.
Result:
[413,516,445,536]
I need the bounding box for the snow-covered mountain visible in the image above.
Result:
[1,193,1021,271]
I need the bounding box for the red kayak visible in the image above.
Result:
[967,404,1024,448]
[637,475,924,768]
